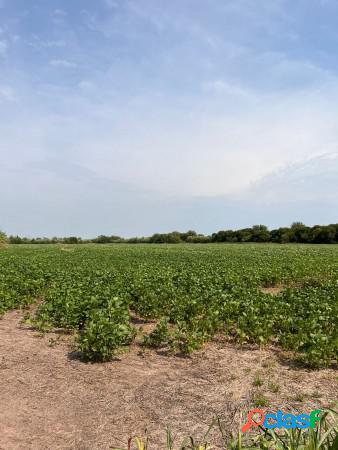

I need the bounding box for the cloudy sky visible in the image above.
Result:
[0,0,337,237]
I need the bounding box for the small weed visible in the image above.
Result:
[268,381,280,393]
[253,393,269,407]
[262,358,276,369]
[293,393,306,403]
[252,373,264,387]
[48,337,58,348]
[312,390,323,399]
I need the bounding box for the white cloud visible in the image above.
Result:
[26,37,66,50]
[78,80,95,90]
[23,80,333,199]
[0,86,16,102]
[53,9,67,17]
[51,9,68,25]
[44,40,67,48]
[269,58,333,86]
[103,0,119,8]
[1,0,338,235]
[0,39,8,56]
[8,58,338,199]
[202,80,256,100]
[49,59,77,68]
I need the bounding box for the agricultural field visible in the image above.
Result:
[0,243,337,367]
[0,243,338,449]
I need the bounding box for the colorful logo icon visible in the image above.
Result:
[242,409,321,432]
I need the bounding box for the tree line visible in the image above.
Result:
[2,223,338,245]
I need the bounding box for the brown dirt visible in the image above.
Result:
[260,286,284,295]
[0,310,337,450]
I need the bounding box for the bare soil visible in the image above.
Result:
[0,310,337,450]
[260,286,284,295]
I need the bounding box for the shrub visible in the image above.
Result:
[77,298,135,361]
[143,317,171,348]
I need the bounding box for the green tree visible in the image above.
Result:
[290,222,310,243]
[236,228,253,242]
[0,230,8,248]
[251,225,270,242]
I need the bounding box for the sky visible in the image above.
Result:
[0,0,337,237]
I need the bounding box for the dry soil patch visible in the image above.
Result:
[0,311,337,449]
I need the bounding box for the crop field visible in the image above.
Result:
[0,243,337,369]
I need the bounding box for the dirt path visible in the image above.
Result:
[0,311,337,449]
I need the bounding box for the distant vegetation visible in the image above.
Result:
[5,222,338,245]
[0,230,7,248]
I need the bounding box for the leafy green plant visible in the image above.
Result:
[142,317,171,348]
[76,298,135,361]
[77,312,135,361]
[0,243,337,367]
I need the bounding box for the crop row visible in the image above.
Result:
[0,244,337,367]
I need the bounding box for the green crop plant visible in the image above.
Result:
[142,317,171,348]
[76,297,135,361]
[0,244,337,367]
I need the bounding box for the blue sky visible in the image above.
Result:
[0,0,338,236]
